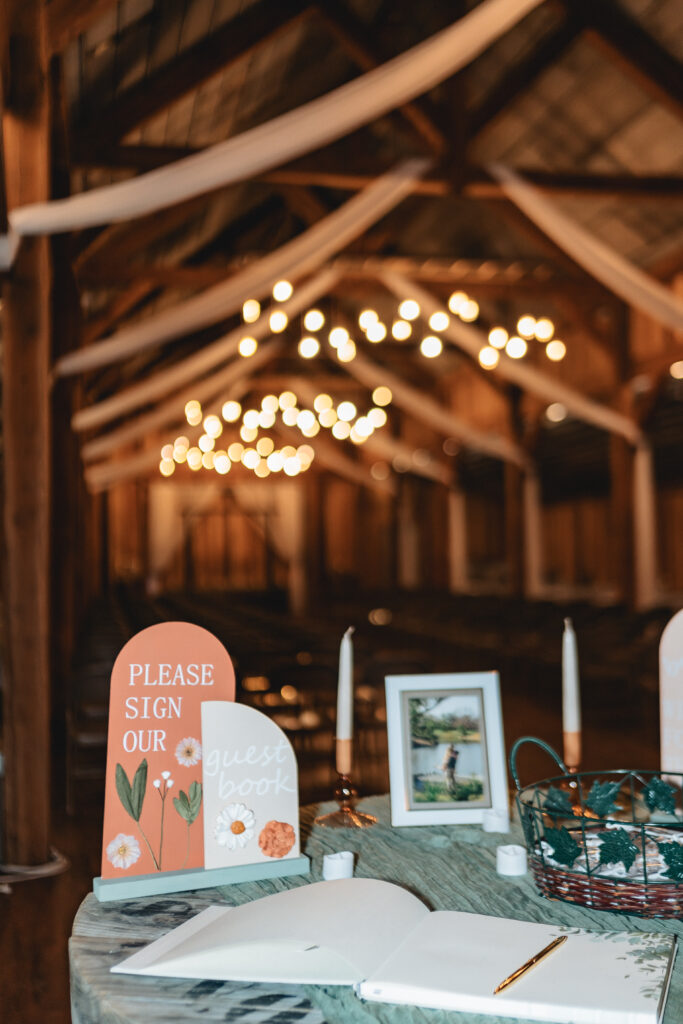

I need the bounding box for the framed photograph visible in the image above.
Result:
[385,672,507,826]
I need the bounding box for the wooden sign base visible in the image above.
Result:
[93,854,310,903]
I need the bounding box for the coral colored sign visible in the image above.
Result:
[661,609,683,775]
[101,622,235,879]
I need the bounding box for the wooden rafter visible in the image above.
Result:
[71,0,312,151]
[45,0,118,55]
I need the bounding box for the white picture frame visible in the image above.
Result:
[385,672,507,826]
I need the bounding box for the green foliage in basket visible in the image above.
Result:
[598,828,639,872]
[656,842,683,882]
[543,786,575,818]
[585,779,622,818]
[544,825,581,867]
[643,777,677,816]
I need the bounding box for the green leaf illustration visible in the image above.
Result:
[586,779,622,818]
[598,828,639,872]
[544,786,575,818]
[644,777,677,815]
[657,842,683,882]
[115,763,136,820]
[544,826,581,867]
[130,759,148,821]
[174,781,202,826]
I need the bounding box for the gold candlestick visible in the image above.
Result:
[314,774,377,829]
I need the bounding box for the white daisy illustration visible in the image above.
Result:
[106,833,141,870]
[214,803,256,849]
[175,737,202,767]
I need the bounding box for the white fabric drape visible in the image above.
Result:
[488,163,683,334]
[2,0,543,253]
[72,269,338,432]
[381,271,643,445]
[56,160,427,377]
[341,348,529,467]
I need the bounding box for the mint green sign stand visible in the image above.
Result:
[94,853,310,902]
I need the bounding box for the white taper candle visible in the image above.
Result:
[562,617,581,769]
[336,626,355,775]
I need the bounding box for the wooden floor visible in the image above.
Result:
[0,589,664,1024]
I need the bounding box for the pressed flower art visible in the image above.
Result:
[106,833,141,870]
[215,803,256,849]
[176,736,202,767]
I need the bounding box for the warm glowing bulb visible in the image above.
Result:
[517,315,537,339]
[282,407,299,426]
[222,400,241,422]
[240,425,258,442]
[354,416,373,438]
[284,456,301,477]
[368,407,387,428]
[478,345,499,369]
[203,414,222,438]
[269,310,288,333]
[670,360,683,380]
[546,402,567,423]
[488,327,508,349]
[460,299,479,322]
[319,407,337,428]
[546,339,567,362]
[281,446,297,460]
[329,326,349,348]
[296,410,316,432]
[159,458,175,477]
[314,393,333,412]
[420,335,442,358]
[258,409,276,429]
[185,399,202,426]
[297,444,315,466]
[391,319,412,340]
[242,298,260,323]
[301,420,320,438]
[257,436,275,457]
[173,445,188,464]
[332,420,351,440]
[272,280,293,302]
[366,321,387,343]
[535,317,554,342]
[505,336,527,359]
[448,291,468,314]
[161,443,173,460]
[399,299,420,321]
[243,409,260,429]
[198,434,215,452]
[239,336,258,357]
[337,340,356,362]
[279,390,297,410]
[337,401,357,422]
[372,386,392,407]
[254,460,270,479]
[304,308,324,331]
[267,451,284,472]
[187,447,202,470]
[228,442,244,462]
[214,452,231,474]
[261,394,279,413]
[428,311,449,332]
[359,309,379,330]
[202,451,215,470]
[242,449,259,470]
[298,335,320,359]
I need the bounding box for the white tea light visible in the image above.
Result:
[322,851,354,880]
[482,808,510,833]
[496,844,527,876]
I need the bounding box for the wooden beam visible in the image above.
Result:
[469,15,582,137]
[569,0,683,119]
[72,1,311,148]
[45,0,118,55]
[1,0,52,864]
[82,280,157,345]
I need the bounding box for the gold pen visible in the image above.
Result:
[493,934,567,995]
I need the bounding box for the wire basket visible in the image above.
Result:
[510,736,683,918]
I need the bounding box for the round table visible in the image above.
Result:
[70,795,683,1024]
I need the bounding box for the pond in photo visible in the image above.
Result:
[403,689,491,809]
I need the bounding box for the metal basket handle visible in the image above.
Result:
[509,736,568,792]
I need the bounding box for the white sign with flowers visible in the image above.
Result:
[201,701,302,870]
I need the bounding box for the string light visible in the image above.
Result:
[298,336,320,358]
[359,309,379,330]
[391,319,412,340]
[198,434,215,453]
[303,309,324,331]
[254,460,270,479]
[534,318,554,342]
[161,443,173,460]
[269,310,288,333]
[370,462,390,481]
[267,451,284,472]
[399,299,420,321]
[319,407,337,427]
[228,443,244,462]
[279,391,297,409]
[366,322,387,343]
[368,407,387,428]
[187,447,202,470]
[222,400,241,422]
[332,420,351,439]
[203,414,222,438]
[488,327,508,349]
[329,326,349,348]
[459,298,479,322]
[448,291,467,315]
[517,315,537,339]
[428,311,449,332]
[173,444,188,463]
[546,402,567,422]
[257,436,275,457]
[671,360,683,379]
[314,393,333,412]
[202,451,215,470]
[242,449,259,470]
[296,410,316,432]
[546,339,567,362]
[337,401,357,422]
[243,409,260,429]
[284,456,302,477]
[261,394,279,413]
[185,400,202,426]
[372,386,392,406]
[239,336,258,357]
[159,458,175,477]
[242,299,260,323]
[505,336,527,359]
[337,340,356,362]
[478,346,499,369]
[240,425,258,442]
[214,452,231,474]
[282,406,299,426]
[258,409,276,428]
[272,280,293,302]
[420,335,442,358]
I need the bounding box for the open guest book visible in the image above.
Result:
[113,878,676,1024]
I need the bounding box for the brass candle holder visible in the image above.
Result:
[314,774,377,829]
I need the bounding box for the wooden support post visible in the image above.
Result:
[1,0,52,863]
[523,469,544,599]
[504,464,525,595]
[633,441,658,611]
[447,488,469,593]
[397,478,420,589]
[286,484,308,615]
[609,433,635,606]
